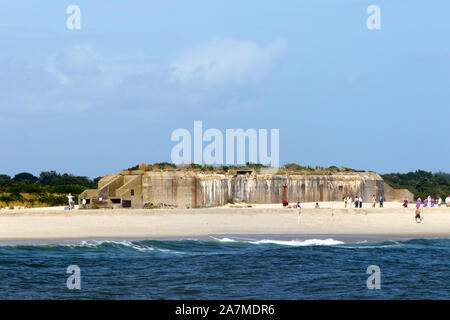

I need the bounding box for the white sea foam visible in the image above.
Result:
[214,237,237,242]
[65,240,192,253]
[249,238,344,246]
[211,237,344,246]
[67,240,155,251]
[118,241,155,252]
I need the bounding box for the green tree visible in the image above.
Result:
[12,172,39,184]
[39,171,60,185]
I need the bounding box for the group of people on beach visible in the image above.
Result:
[415,195,449,209]
[343,196,364,208]
[413,195,450,223]
[343,195,385,209]
[283,193,449,225]
[436,196,450,208]
[67,193,89,210]
[415,197,427,223]
[283,200,302,209]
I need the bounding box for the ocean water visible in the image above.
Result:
[0,235,449,300]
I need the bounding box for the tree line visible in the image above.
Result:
[0,171,101,207]
[382,170,450,199]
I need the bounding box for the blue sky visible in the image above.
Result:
[0,1,449,178]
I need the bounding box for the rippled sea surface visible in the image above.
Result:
[0,236,449,299]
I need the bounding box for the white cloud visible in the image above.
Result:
[45,45,103,84]
[170,38,286,88]
[3,39,283,117]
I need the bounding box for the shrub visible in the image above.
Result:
[227,198,235,204]
[31,202,51,208]
[154,162,177,170]
[8,201,26,209]
[246,162,269,169]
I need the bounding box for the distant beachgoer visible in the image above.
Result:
[82,198,87,209]
[379,196,384,208]
[437,197,442,207]
[67,193,75,210]
[359,197,363,208]
[344,197,347,208]
[315,202,320,209]
[415,207,422,223]
[372,195,376,208]
[403,198,408,208]
[348,197,352,209]
[282,200,288,207]
[424,196,432,208]
[297,202,302,223]
[446,196,450,207]
[355,197,359,208]
[416,197,422,209]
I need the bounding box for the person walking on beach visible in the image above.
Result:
[355,197,359,208]
[67,193,75,210]
[437,197,442,207]
[296,202,302,223]
[348,197,352,209]
[344,197,347,208]
[446,195,450,207]
[403,198,408,208]
[415,206,422,223]
[372,195,376,208]
[359,196,363,208]
[379,195,384,208]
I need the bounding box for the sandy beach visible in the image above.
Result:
[0,202,449,242]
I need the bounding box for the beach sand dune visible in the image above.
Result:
[0,202,449,241]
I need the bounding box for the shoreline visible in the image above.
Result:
[1,202,449,242]
[0,234,432,246]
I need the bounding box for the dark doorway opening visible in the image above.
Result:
[122,200,132,208]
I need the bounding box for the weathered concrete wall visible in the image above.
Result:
[139,171,385,208]
[118,175,143,208]
[98,174,120,190]
[384,182,414,202]
[142,171,198,208]
[98,175,124,199]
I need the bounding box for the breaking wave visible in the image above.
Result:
[210,237,344,246]
[249,238,344,246]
